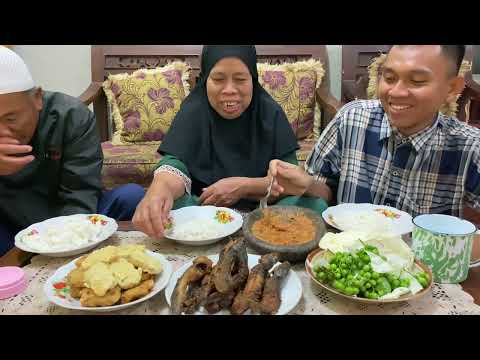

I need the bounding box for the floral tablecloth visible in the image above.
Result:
[2,230,480,315]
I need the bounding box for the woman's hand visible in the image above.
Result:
[268,159,313,197]
[199,177,246,207]
[132,177,178,239]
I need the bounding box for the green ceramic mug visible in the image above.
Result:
[412,214,480,283]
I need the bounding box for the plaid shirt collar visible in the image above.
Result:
[378,111,441,152]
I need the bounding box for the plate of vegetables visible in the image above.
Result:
[305,231,432,303]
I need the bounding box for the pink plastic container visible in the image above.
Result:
[0,267,27,299]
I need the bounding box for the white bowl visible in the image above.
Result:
[322,203,413,236]
[164,206,243,246]
[15,214,118,257]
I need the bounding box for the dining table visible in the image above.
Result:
[1,220,480,315]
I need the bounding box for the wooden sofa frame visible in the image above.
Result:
[79,45,342,141]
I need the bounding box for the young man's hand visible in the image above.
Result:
[268,159,313,197]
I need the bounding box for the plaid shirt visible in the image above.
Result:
[305,100,480,218]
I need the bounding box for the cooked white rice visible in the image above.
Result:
[167,219,225,240]
[20,219,104,252]
[334,210,393,233]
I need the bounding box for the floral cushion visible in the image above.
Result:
[257,59,324,141]
[103,62,191,146]
[367,54,472,117]
[101,142,161,190]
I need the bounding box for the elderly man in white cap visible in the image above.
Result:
[0,46,145,256]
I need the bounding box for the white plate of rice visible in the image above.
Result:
[322,203,413,236]
[164,206,243,246]
[15,214,118,257]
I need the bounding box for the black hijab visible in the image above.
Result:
[159,45,299,196]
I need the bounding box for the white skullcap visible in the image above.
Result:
[0,46,35,95]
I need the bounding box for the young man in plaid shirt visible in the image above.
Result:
[268,45,480,218]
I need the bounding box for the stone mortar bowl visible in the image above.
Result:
[243,205,326,263]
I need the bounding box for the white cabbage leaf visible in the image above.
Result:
[379,287,410,300]
[400,271,423,295]
[365,250,394,273]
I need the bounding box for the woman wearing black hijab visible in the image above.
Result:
[133,45,327,238]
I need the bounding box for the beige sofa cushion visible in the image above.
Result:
[103,61,191,145]
[257,59,325,143]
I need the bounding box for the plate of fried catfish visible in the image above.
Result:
[164,238,303,315]
[44,244,172,312]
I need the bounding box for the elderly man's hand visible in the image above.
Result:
[268,159,313,197]
[0,137,35,176]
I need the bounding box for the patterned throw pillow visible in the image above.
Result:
[367,54,472,117]
[103,61,191,145]
[257,59,325,141]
